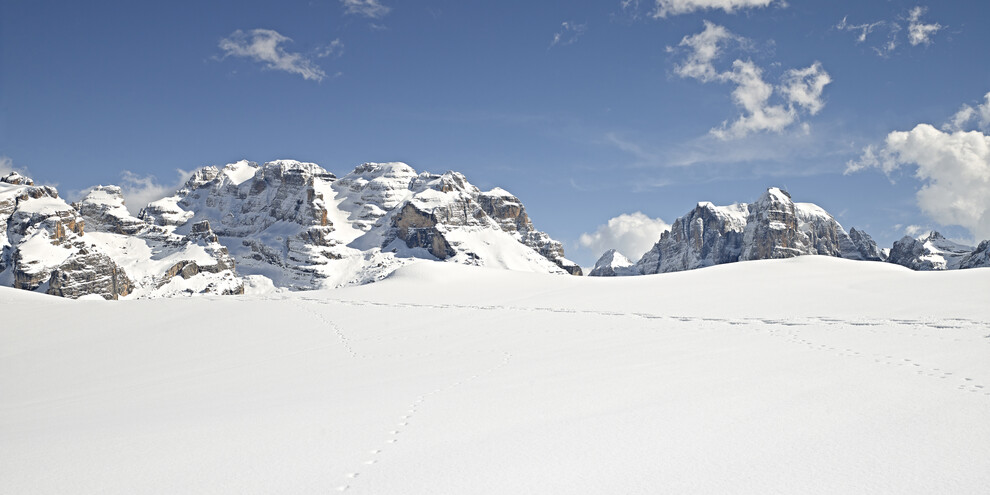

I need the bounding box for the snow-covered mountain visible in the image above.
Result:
[587,249,639,277]
[0,161,581,299]
[593,187,888,276]
[886,231,976,271]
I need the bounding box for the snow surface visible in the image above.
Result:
[2,256,989,493]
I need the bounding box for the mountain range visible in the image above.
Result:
[1,163,987,300]
[589,187,990,277]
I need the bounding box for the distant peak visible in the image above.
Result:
[1,172,33,186]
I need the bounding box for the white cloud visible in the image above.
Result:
[579,212,670,260]
[218,29,327,81]
[550,21,587,48]
[906,6,942,46]
[847,124,990,241]
[672,22,831,140]
[672,20,741,82]
[341,0,390,19]
[117,170,193,215]
[942,92,990,133]
[623,0,778,18]
[780,62,831,115]
[904,224,924,237]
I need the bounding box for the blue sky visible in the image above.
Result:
[3,0,990,265]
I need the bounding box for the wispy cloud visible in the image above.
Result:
[218,29,327,81]
[341,0,391,19]
[550,21,587,48]
[671,21,831,139]
[0,155,28,178]
[621,0,780,19]
[835,6,943,57]
[316,38,344,59]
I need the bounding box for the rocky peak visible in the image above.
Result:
[74,186,146,235]
[741,187,806,260]
[887,232,974,270]
[1,172,34,186]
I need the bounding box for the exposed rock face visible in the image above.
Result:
[1,178,88,291]
[960,241,990,269]
[843,228,887,262]
[47,250,132,300]
[588,249,638,277]
[887,232,974,271]
[636,202,747,275]
[624,188,880,276]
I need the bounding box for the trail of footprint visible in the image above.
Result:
[336,351,514,492]
[733,318,990,398]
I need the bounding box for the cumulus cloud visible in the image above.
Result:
[622,0,778,18]
[341,0,390,19]
[218,29,327,81]
[579,212,670,260]
[672,22,831,139]
[550,21,587,48]
[847,123,990,242]
[906,6,942,46]
[835,6,942,56]
[117,170,193,215]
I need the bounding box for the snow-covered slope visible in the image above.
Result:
[596,187,887,276]
[2,256,988,493]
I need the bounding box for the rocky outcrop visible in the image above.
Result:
[391,203,456,260]
[47,250,133,300]
[842,228,886,262]
[887,232,974,271]
[959,240,990,269]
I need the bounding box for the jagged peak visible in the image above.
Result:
[595,249,632,269]
[80,185,126,203]
[755,186,793,205]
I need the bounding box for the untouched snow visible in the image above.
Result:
[2,256,989,493]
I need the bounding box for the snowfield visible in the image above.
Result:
[2,256,989,494]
